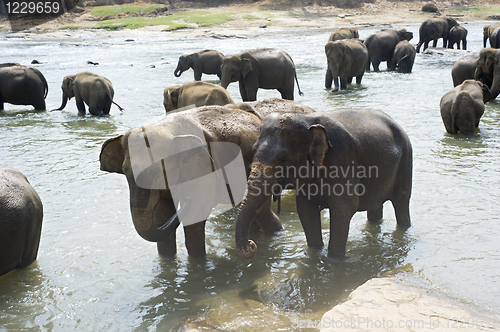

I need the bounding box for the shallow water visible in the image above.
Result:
[1,21,499,331]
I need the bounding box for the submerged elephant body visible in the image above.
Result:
[392,40,416,73]
[99,99,314,256]
[235,109,413,259]
[416,17,458,52]
[174,49,224,81]
[0,168,43,276]
[364,28,414,71]
[0,63,48,111]
[325,39,368,91]
[52,72,124,116]
[163,81,234,113]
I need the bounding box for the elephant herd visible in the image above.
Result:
[2,17,500,277]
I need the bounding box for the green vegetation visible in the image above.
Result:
[90,4,161,17]
[59,25,79,30]
[450,6,500,15]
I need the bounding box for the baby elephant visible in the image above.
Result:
[0,168,43,276]
[174,49,224,81]
[163,81,234,113]
[448,25,468,50]
[52,72,124,116]
[440,79,492,135]
[392,40,416,73]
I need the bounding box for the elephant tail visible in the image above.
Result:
[295,72,304,97]
[113,101,125,112]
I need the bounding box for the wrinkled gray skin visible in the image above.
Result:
[220,48,303,101]
[364,28,414,71]
[440,79,492,135]
[235,109,412,259]
[416,17,459,52]
[163,81,234,113]
[392,40,416,73]
[328,28,359,41]
[0,63,48,111]
[491,27,500,48]
[325,39,368,92]
[448,25,468,50]
[52,72,124,116]
[174,50,224,81]
[0,168,43,276]
[474,48,500,99]
[451,55,478,87]
[99,98,314,257]
[483,23,500,47]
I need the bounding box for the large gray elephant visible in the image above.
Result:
[52,72,124,116]
[440,79,492,135]
[451,54,478,87]
[328,28,359,42]
[0,63,48,111]
[99,98,314,257]
[392,40,416,73]
[235,109,412,259]
[163,81,234,113]
[364,28,413,71]
[174,50,224,81]
[0,168,43,276]
[448,25,468,50]
[474,48,500,99]
[324,39,368,92]
[416,17,458,52]
[220,48,303,101]
[483,23,500,47]
[491,27,500,48]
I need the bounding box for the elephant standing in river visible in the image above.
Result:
[448,25,467,50]
[174,50,224,81]
[451,55,478,87]
[328,28,359,41]
[325,39,368,92]
[392,40,416,73]
[52,72,124,116]
[440,79,492,135]
[235,109,412,259]
[0,168,43,276]
[220,48,303,101]
[474,48,500,99]
[163,81,234,113]
[364,28,413,71]
[0,63,48,111]
[99,98,314,256]
[416,17,458,52]
[483,23,500,47]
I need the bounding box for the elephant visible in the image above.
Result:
[0,63,48,111]
[491,27,500,48]
[474,48,500,99]
[52,72,124,116]
[0,168,43,276]
[174,49,224,81]
[392,40,416,73]
[451,55,478,87]
[440,79,492,135]
[163,81,234,113]
[324,39,368,92]
[363,28,414,71]
[483,23,500,47]
[328,28,359,42]
[220,48,304,101]
[416,17,458,53]
[448,25,468,50]
[235,109,413,259]
[99,98,314,257]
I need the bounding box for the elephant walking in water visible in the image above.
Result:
[416,17,458,52]
[325,39,368,92]
[163,81,234,113]
[174,49,224,81]
[364,28,413,71]
[392,40,416,73]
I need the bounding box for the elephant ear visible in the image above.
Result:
[100,135,125,174]
[63,75,75,97]
[308,124,332,167]
[241,58,253,78]
[480,82,493,103]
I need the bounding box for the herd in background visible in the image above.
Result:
[1,17,500,276]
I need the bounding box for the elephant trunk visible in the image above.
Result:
[174,66,183,77]
[221,77,230,89]
[490,75,500,99]
[328,62,340,92]
[235,163,274,259]
[51,92,68,111]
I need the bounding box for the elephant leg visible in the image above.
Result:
[0,96,4,111]
[340,77,348,90]
[32,100,46,111]
[372,61,381,72]
[432,40,438,47]
[75,98,86,115]
[356,73,364,84]
[253,197,282,233]
[89,104,104,116]
[103,97,112,115]
[367,206,383,223]
[157,232,177,256]
[387,58,396,71]
[423,41,430,51]
[194,70,202,81]
[391,197,411,228]
[328,205,356,257]
[463,39,467,50]
[347,77,353,84]
[184,220,206,256]
[239,82,249,101]
[296,194,323,248]
[244,87,258,102]
[325,69,333,89]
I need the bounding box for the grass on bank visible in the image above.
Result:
[90,4,162,17]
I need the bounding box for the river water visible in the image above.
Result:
[1,21,499,331]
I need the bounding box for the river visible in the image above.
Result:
[1,21,499,331]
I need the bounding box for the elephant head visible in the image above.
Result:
[174,54,193,77]
[396,29,414,42]
[220,54,252,89]
[52,75,75,111]
[475,48,500,99]
[446,17,459,31]
[163,87,179,113]
[235,113,330,259]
